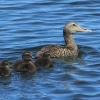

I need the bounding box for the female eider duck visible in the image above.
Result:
[34,52,52,68]
[35,22,92,58]
[12,51,33,70]
[0,60,11,77]
[17,56,36,73]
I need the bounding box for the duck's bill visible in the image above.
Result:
[81,27,92,32]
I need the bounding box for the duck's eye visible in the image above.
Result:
[5,62,9,65]
[73,24,76,26]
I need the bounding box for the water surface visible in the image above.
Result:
[0,0,100,100]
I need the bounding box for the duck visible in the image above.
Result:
[34,52,52,68]
[35,22,92,58]
[17,56,36,73]
[12,51,33,70]
[0,60,11,77]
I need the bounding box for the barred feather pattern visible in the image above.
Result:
[36,45,78,58]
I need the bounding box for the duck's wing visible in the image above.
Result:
[35,45,78,58]
[12,60,22,69]
[35,45,68,58]
[17,62,36,73]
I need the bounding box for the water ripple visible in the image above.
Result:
[0,0,100,100]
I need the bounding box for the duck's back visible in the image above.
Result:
[34,57,52,68]
[36,45,78,58]
[12,60,23,70]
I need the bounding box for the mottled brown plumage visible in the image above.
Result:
[0,60,11,77]
[36,22,92,58]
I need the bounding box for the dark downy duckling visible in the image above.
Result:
[12,51,32,70]
[17,56,36,73]
[0,60,11,77]
[34,52,52,68]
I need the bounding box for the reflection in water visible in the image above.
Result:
[55,56,85,65]
[63,82,78,91]
[19,73,35,80]
[0,76,11,85]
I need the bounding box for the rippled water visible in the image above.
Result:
[0,0,100,100]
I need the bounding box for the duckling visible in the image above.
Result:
[34,52,52,68]
[17,56,36,73]
[36,22,92,58]
[12,60,22,70]
[12,51,32,70]
[0,60,11,77]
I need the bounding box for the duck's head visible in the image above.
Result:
[0,60,9,67]
[63,22,92,34]
[42,52,50,58]
[23,56,33,62]
[22,51,32,59]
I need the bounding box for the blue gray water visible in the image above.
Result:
[0,0,100,100]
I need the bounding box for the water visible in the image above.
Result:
[0,0,100,100]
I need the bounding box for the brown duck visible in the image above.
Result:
[35,22,92,58]
[12,51,32,70]
[17,56,36,73]
[0,60,11,77]
[34,52,52,68]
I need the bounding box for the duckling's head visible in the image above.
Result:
[63,22,92,34]
[23,56,32,62]
[0,60,9,67]
[42,52,50,58]
[22,51,32,59]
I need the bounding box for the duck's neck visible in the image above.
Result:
[63,30,77,50]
